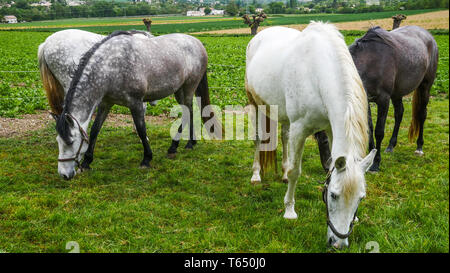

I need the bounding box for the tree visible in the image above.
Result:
[268,2,285,14]
[242,11,266,35]
[204,6,211,15]
[289,0,297,8]
[143,18,152,32]
[392,14,406,29]
[225,1,239,16]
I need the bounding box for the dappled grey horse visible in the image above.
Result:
[38,29,156,115]
[317,26,438,172]
[52,31,220,180]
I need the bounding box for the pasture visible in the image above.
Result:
[0,16,449,252]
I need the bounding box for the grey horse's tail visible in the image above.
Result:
[195,71,223,139]
[408,89,421,142]
[38,43,64,115]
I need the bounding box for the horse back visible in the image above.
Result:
[390,26,438,96]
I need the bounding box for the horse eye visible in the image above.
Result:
[330,193,338,200]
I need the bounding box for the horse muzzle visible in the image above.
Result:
[328,232,349,249]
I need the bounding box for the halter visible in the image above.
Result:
[320,167,359,240]
[57,113,89,168]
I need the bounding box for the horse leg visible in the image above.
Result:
[251,136,262,183]
[130,103,153,168]
[281,123,290,183]
[368,103,375,151]
[370,97,390,172]
[81,102,112,171]
[167,90,186,158]
[284,122,306,220]
[386,97,404,153]
[415,81,431,156]
[132,102,147,134]
[314,130,331,172]
[184,97,197,150]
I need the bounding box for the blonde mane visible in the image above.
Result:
[308,21,369,159]
[307,22,369,201]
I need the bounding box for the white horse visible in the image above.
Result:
[245,22,377,248]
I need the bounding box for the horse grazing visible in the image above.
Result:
[38,29,156,115]
[53,30,220,180]
[348,26,438,172]
[246,23,376,248]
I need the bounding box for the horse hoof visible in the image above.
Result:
[282,178,288,184]
[139,163,150,169]
[185,145,193,150]
[167,153,177,159]
[251,174,261,184]
[283,211,298,220]
[368,165,379,173]
[414,150,424,156]
[385,147,393,153]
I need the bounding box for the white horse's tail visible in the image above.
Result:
[38,43,64,115]
[246,87,277,175]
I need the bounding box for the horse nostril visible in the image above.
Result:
[62,174,70,180]
[328,237,335,246]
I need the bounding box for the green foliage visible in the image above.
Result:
[225,1,239,16]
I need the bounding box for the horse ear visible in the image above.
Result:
[335,156,346,172]
[360,149,377,173]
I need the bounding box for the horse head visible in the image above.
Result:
[324,149,376,248]
[52,112,89,180]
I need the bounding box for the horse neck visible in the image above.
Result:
[329,114,355,160]
[66,84,104,132]
[326,91,366,162]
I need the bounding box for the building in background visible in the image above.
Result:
[2,15,18,24]
[187,10,205,16]
[366,0,381,5]
[210,9,225,15]
[30,1,52,7]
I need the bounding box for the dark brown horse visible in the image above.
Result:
[316,26,439,172]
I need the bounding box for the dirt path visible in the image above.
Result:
[193,10,449,35]
[0,110,171,138]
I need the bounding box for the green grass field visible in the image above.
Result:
[0,97,448,252]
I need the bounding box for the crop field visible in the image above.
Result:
[0,13,448,253]
[0,9,442,34]
[0,30,448,117]
[199,9,449,34]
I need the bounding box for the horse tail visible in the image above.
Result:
[195,70,223,139]
[38,43,64,115]
[408,89,421,142]
[246,86,277,175]
[259,108,278,175]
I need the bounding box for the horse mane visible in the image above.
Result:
[355,26,396,49]
[308,22,369,159]
[56,30,133,144]
[307,22,369,200]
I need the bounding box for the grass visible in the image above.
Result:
[0,97,448,253]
